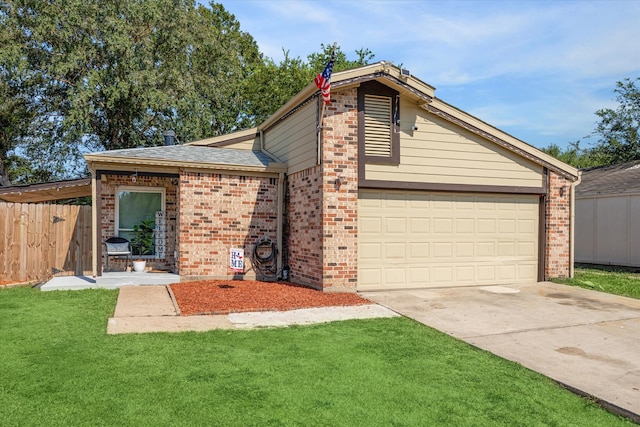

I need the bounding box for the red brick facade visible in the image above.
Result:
[286,166,323,287]
[320,88,359,290]
[284,89,360,291]
[545,171,572,279]
[99,173,177,272]
[178,171,278,279]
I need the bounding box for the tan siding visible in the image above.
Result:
[365,100,543,187]
[264,101,317,173]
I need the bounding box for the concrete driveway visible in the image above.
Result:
[361,282,640,421]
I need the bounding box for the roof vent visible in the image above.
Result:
[162,130,176,146]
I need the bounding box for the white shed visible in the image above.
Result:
[575,161,640,267]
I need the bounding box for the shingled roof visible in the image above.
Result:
[576,160,640,197]
[86,145,275,168]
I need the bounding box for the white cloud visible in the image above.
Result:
[220,0,640,149]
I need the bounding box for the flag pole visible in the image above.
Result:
[317,43,336,129]
[316,42,337,164]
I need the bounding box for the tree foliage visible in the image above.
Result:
[1,0,262,183]
[1,0,375,185]
[542,78,640,169]
[591,78,640,165]
[245,44,375,125]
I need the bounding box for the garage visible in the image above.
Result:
[358,189,539,290]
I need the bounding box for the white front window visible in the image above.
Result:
[115,186,165,255]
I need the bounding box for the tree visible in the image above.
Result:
[244,43,375,125]
[1,0,262,183]
[539,141,599,169]
[590,77,640,165]
[2,0,376,184]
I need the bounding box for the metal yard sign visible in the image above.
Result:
[229,248,244,272]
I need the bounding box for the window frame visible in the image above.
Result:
[114,186,165,257]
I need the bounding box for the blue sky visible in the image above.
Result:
[220,0,640,150]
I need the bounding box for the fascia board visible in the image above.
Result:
[84,156,286,174]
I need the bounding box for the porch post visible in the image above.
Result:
[91,170,98,277]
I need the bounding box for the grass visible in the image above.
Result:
[553,267,640,299]
[0,287,634,426]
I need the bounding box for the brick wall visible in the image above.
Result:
[545,171,572,278]
[284,89,359,291]
[178,171,278,279]
[320,88,359,291]
[100,174,177,272]
[285,166,324,288]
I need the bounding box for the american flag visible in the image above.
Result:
[314,51,335,104]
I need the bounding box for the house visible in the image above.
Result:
[84,62,579,291]
[575,160,640,267]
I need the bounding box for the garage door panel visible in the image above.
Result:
[497,241,515,256]
[432,242,452,258]
[477,242,495,256]
[410,218,429,233]
[433,218,453,233]
[455,242,474,257]
[518,241,536,256]
[409,267,430,284]
[497,265,516,281]
[498,219,516,234]
[384,242,406,259]
[359,242,382,259]
[360,217,382,234]
[455,266,475,281]
[456,218,474,233]
[408,242,429,260]
[478,219,496,233]
[433,266,453,283]
[358,190,538,290]
[477,265,496,281]
[385,217,406,234]
[385,268,406,284]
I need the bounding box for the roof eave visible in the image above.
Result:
[83,154,286,174]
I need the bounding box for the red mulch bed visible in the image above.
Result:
[169,280,371,316]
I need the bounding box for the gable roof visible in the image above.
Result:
[576,160,640,197]
[195,62,578,181]
[84,145,285,173]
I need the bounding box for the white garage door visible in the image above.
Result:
[358,190,539,290]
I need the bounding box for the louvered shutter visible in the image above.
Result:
[364,94,392,157]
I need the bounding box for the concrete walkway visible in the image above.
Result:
[107,285,399,334]
[41,271,180,291]
[361,282,640,422]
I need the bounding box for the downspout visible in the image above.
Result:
[569,170,582,278]
[277,171,285,277]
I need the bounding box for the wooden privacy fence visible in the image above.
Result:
[0,202,92,283]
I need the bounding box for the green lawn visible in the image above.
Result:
[553,267,640,299]
[0,287,633,426]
